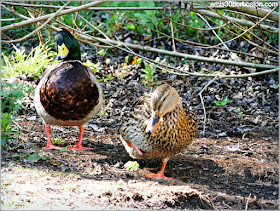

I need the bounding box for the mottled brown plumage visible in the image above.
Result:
[120,84,197,179]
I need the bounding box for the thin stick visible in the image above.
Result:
[1,2,225,11]
[73,1,82,31]
[1,1,108,32]
[2,1,71,43]
[198,76,219,136]
[47,24,279,73]
[169,4,176,52]
[210,5,279,48]
[245,193,251,210]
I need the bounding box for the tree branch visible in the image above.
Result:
[1,1,108,32]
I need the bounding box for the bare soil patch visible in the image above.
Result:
[1,118,278,209]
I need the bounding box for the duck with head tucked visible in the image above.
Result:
[34,29,103,150]
[120,84,197,179]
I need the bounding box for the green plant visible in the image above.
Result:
[1,81,34,114]
[1,113,19,149]
[141,63,158,85]
[12,152,50,163]
[1,44,57,78]
[1,81,33,149]
[236,108,243,115]
[51,138,64,146]
[104,74,114,83]
[248,86,254,93]
[214,97,232,106]
[124,161,140,171]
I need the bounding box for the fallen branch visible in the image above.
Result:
[210,5,279,49]
[228,6,279,23]
[1,0,108,32]
[2,1,71,43]
[197,9,278,33]
[3,6,279,75]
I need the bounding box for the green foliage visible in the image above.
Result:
[236,108,243,115]
[1,81,33,149]
[214,97,232,106]
[51,138,64,146]
[141,63,158,85]
[104,74,114,83]
[124,161,140,171]
[1,81,34,114]
[1,113,19,149]
[12,152,50,163]
[1,45,57,78]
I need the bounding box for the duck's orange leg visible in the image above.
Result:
[146,159,172,180]
[44,124,64,149]
[69,126,93,150]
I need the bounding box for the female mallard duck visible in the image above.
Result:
[120,84,197,179]
[34,29,103,150]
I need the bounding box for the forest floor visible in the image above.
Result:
[1,37,279,210]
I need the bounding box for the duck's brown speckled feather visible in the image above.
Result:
[39,62,99,121]
[120,92,197,160]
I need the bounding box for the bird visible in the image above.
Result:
[120,84,197,179]
[34,29,103,150]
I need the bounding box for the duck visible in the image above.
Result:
[120,84,197,179]
[34,29,103,150]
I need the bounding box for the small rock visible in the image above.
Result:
[27,116,36,121]
[218,132,227,137]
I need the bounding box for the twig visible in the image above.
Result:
[1,32,11,40]
[194,4,279,55]
[77,14,110,40]
[2,1,71,43]
[210,5,279,49]
[47,24,279,73]
[198,76,219,137]
[73,1,82,31]
[1,2,225,11]
[244,193,251,210]
[27,8,44,46]
[160,10,231,31]
[197,8,278,33]
[169,3,176,52]
[197,13,241,63]
[228,6,279,23]
[203,3,279,53]
[1,1,109,32]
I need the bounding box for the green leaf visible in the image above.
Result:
[26,153,41,163]
[12,153,20,158]
[214,97,232,106]
[126,22,136,30]
[124,161,140,171]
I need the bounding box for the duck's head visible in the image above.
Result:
[55,29,81,61]
[146,84,179,133]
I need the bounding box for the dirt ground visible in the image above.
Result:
[1,117,279,210]
[1,42,279,210]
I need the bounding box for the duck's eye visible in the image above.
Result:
[62,48,65,51]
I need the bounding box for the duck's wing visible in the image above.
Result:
[120,92,151,140]
[181,98,197,138]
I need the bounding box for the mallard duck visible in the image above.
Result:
[34,29,103,150]
[120,84,197,179]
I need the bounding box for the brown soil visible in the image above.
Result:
[1,51,278,210]
[1,117,278,210]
